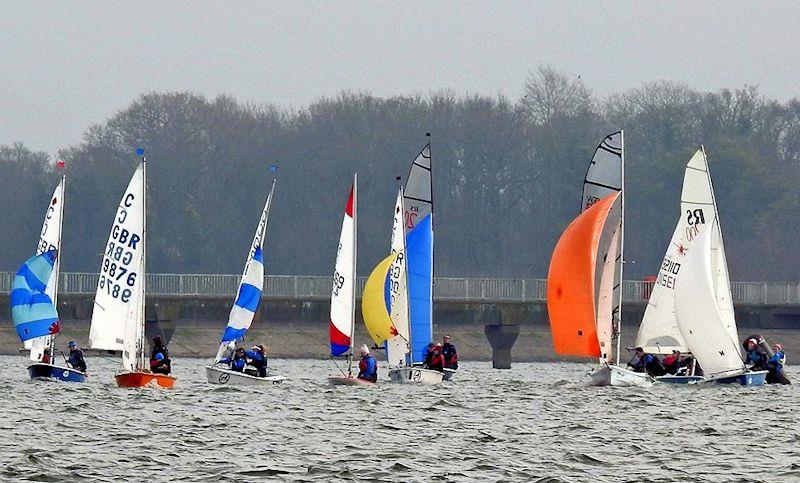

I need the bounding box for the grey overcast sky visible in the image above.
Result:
[2,1,798,156]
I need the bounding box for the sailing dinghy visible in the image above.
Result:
[327,176,372,386]
[19,173,86,382]
[636,148,766,386]
[206,179,286,385]
[547,132,647,386]
[89,150,175,388]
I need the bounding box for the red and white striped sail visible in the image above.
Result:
[329,175,357,357]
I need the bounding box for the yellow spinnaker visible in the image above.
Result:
[362,253,399,345]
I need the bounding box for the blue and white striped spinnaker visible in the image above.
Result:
[214,180,275,362]
[11,250,61,342]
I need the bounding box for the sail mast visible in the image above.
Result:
[138,151,147,372]
[347,174,358,375]
[615,130,625,365]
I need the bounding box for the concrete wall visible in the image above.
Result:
[2,294,800,360]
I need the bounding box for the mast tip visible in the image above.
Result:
[135,148,145,156]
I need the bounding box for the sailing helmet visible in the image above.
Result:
[433,343,442,353]
[154,353,164,360]
[747,338,757,348]
[773,343,783,352]
[360,344,370,355]
[68,341,77,348]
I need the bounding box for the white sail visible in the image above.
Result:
[27,176,65,361]
[674,218,744,376]
[635,149,721,354]
[583,131,624,363]
[90,163,146,364]
[329,177,356,361]
[214,180,275,362]
[387,188,411,368]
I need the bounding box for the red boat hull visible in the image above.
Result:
[115,371,176,388]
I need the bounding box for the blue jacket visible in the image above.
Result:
[767,351,786,373]
[68,349,86,372]
[358,355,377,379]
[219,356,246,372]
[746,349,767,366]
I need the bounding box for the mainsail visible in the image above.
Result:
[215,180,275,362]
[674,218,744,376]
[547,192,622,359]
[386,188,411,368]
[89,160,146,373]
[329,177,357,359]
[636,148,729,354]
[27,176,65,361]
[11,250,61,342]
[403,142,433,364]
[582,131,624,363]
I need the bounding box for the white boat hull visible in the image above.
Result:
[388,367,443,385]
[589,364,653,387]
[327,375,376,386]
[206,366,287,385]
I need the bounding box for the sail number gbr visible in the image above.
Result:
[99,221,141,303]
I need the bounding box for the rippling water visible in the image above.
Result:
[1,355,798,482]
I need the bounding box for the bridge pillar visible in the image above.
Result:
[484,324,520,369]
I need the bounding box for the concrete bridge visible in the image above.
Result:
[2,273,799,363]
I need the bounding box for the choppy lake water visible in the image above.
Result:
[1,355,798,482]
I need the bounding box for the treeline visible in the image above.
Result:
[2,67,799,281]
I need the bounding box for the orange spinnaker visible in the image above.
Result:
[547,192,621,358]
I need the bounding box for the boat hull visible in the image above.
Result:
[656,375,706,384]
[27,363,87,383]
[388,367,443,385]
[704,370,768,386]
[589,364,652,387]
[442,368,457,381]
[115,371,176,388]
[327,375,375,386]
[205,366,286,385]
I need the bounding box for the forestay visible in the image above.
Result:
[329,180,356,357]
[215,180,275,362]
[90,164,145,358]
[27,176,65,361]
[386,188,411,368]
[11,250,61,342]
[674,218,744,376]
[636,149,727,354]
[403,143,433,364]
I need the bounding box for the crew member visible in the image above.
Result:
[67,341,87,373]
[357,345,377,382]
[427,343,445,372]
[442,335,458,370]
[245,345,268,378]
[628,347,665,376]
[41,347,52,364]
[150,353,171,374]
[663,350,682,375]
[422,342,435,367]
[219,348,247,372]
[766,343,790,385]
[744,338,767,370]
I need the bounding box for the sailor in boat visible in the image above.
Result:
[426,343,446,372]
[421,342,435,367]
[244,345,268,378]
[150,353,171,374]
[662,350,682,375]
[442,335,458,371]
[67,341,87,373]
[766,344,790,385]
[41,347,52,364]
[357,345,378,383]
[744,338,768,371]
[219,347,247,372]
[627,347,666,377]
